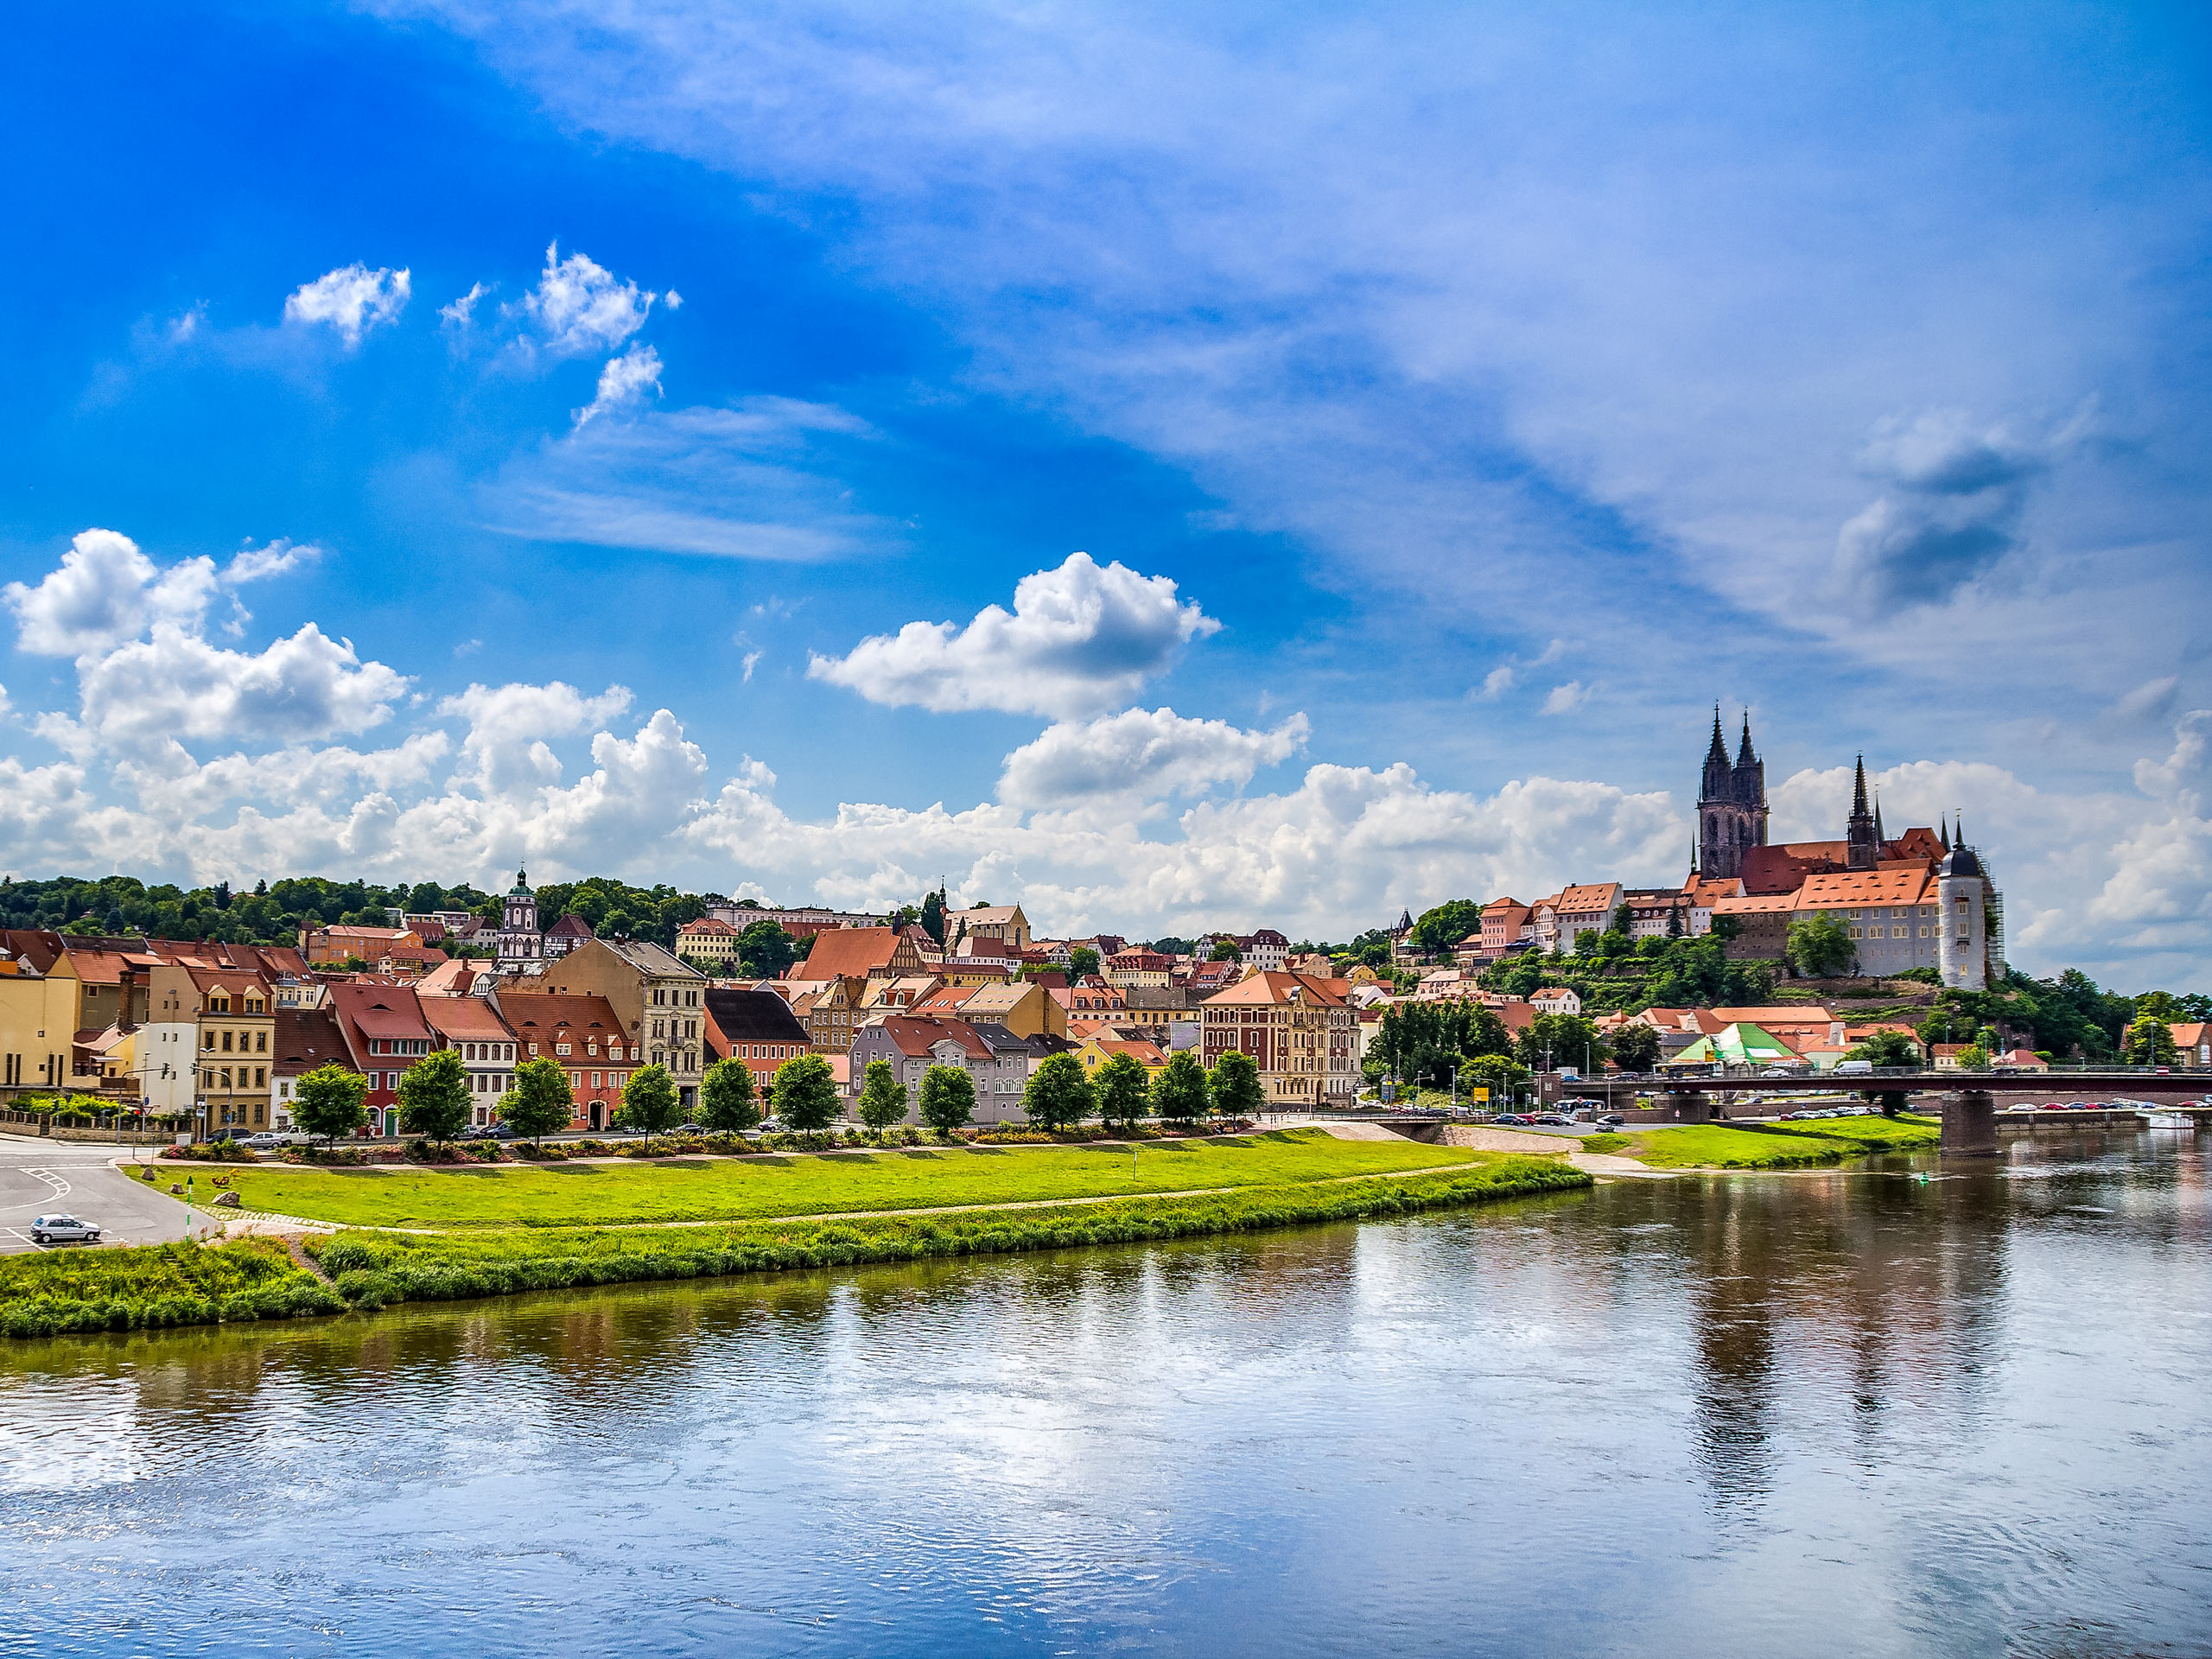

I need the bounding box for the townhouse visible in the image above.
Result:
[327,982,436,1136]
[1198,971,1358,1108]
[675,916,743,969]
[270,1004,358,1132]
[543,938,710,1109]
[497,992,635,1133]
[848,1014,1031,1124]
[703,985,812,1072]
[419,992,521,1128]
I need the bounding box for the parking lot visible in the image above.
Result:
[0,1138,194,1256]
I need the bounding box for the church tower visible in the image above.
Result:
[1846,757,1879,872]
[499,869,542,965]
[1697,708,1768,879]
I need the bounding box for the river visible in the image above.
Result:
[3,1128,2207,1656]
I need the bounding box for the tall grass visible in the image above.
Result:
[0,1238,345,1338]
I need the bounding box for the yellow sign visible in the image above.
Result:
[1467,1087,1489,1103]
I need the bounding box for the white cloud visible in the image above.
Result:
[1540,681,1590,715]
[512,242,657,360]
[441,281,490,327]
[996,707,1307,810]
[5,529,216,657]
[483,399,895,560]
[72,624,408,753]
[574,344,663,427]
[809,551,1221,718]
[226,538,321,584]
[741,651,762,682]
[438,680,634,797]
[283,263,411,346]
[1477,665,1515,699]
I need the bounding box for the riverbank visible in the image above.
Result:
[127,1127,1478,1230]
[1626,1116,1940,1170]
[0,1157,1589,1338]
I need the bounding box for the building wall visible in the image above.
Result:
[0,969,80,1098]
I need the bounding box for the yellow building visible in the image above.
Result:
[0,953,81,1096]
[174,966,276,1134]
[676,916,743,968]
[1076,1034,1169,1082]
[951,980,1066,1040]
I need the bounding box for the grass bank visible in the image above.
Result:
[1627,1115,1938,1170]
[191,1128,1476,1230]
[3,1158,1588,1338]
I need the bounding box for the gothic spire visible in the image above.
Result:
[1940,817,1950,850]
[1874,793,1885,844]
[1707,705,1728,763]
[1851,755,1870,816]
[1735,709,1756,766]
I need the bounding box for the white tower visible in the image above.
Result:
[499,870,542,965]
[1936,823,1986,993]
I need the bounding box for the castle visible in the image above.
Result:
[1696,711,2002,990]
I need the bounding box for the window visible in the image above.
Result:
[255,1066,266,1087]
[556,1042,572,1056]
[257,1031,268,1052]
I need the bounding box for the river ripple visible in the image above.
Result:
[2,1128,2207,1657]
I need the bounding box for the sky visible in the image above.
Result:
[0,2,2207,987]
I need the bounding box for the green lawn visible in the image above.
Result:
[1625,1115,1938,1168]
[211,1128,1480,1229]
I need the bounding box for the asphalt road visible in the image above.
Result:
[0,1136,196,1255]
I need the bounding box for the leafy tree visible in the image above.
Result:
[1847,1029,1923,1069]
[918,1064,976,1139]
[397,1049,473,1146]
[1464,1053,1528,1109]
[700,1057,760,1133]
[1209,1050,1265,1121]
[773,1053,842,1132]
[1610,902,1635,936]
[1955,1043,1991,1071]
[1148,937,1192,957]
[1610,1022,1662,1073]
[1408,899,1484,956]
[1022,1052,1095,1131]
[1516,1013,1609,1074]
[1149,1051,1210,1126]
[1208,940,1243,963]
[1785,912,1856,979]
[858,1058,910,1130]
[293,1064,368,1148]
[505,1056,575,1144]
[738,919,800,978]
[1093,1051,1152,1132]
[616,1063,681,1147]
[1370,1001,1514,1088]
[2132,990,2184,1023]
[1067,944,1103,979]
[2125,1014,2179,1066]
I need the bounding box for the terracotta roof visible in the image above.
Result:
[1202,971,1348,1008]
[800,926,922,980]
[1553,883,1621,913]
[327,983,432,1043]
[1795,868,1936,907]
[546,914,595,939]
[418,995,516,1043]
[1091,1038,1167,1065]
[869,1014,989,1060]
[497,992,626,1044]
[272,1006,355,1077]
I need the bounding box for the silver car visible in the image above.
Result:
[29,1213,101,1244]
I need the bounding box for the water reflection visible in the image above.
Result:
[1,1131,2207,1658]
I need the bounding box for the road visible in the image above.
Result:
[0,1135,196,1256]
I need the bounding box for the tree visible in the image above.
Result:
[1209,1050,1266,1122]
[505,1056,575,1145]
[700,1057,760,1133]
[1150,1051,1210,1126]
[1067,944,1103,979]
[2125,1014,2179,1066]
[773,1053,842,1132]
[858,1058,910,1130]
[615,1063,681,1147]
[293,1064,368,1149]
[1785,912,1856,979]
[919,887,947,946]
[397,1049,473,1146]
[1208,940,1243,963]
[1464,1053,1528,1109]
[1407,899,1484,957]
[1611,1022,1662,1073]
[918,1064,976,1140]
[1022,1052,1094,1131]
[1094,1052,1152,1132]
[1955,1042,1991,1071]
[737,919,800,979]
[1516,1013,1610,1075]
[1847,1029,1923,1069]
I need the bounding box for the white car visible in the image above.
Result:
[29,1214,101,1244]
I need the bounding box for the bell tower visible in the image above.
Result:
[1697,708,1769,879]
[1846,757,1879,872]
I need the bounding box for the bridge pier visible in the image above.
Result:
[1941,1090,1999,1156]
[1656,1090,1710,1124]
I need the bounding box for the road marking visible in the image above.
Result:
[3,1228,49,1252]
[24,1168,71,1199]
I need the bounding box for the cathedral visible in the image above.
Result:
[1694,711,2002,989]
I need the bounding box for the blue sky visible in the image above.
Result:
[1,2,2207,985]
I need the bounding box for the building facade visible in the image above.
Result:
[1198,971,1358,1108]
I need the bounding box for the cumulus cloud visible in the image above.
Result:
[574,344,663,427]
[996,707,1308,810]
[1477,666,1515,699]
[70,624,408,753]
[439,679,634,796]
[512,242,657,360]
[1540,681,1590,715]
[283,263,411,346]
[226,538,321,584]
[5,529,218,656]
[810,551,1221,718]
[441,281,490,328]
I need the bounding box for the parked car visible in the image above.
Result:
[673,1122,702,1135]
[460,1124,500,1141]
[1596,1114,1625,1128]
[243,1131,285,1149]
[756,1117,782,1133]
[29,1214,100,1244]
[1494,1113,1532,1126]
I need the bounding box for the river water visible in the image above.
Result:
[3,1129,2207,1657]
